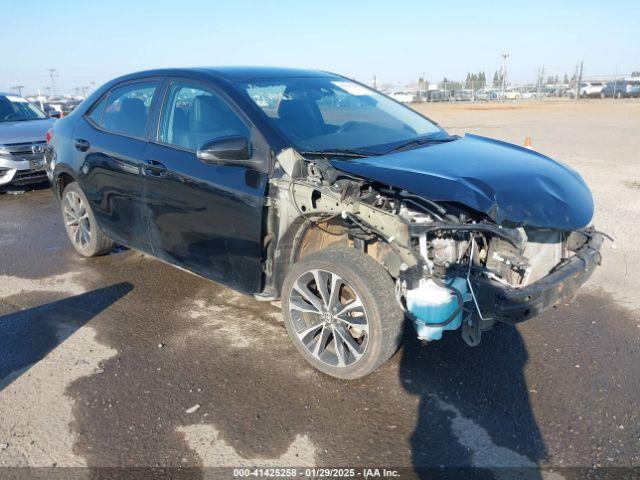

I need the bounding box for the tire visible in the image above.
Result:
[61,182,114,257]
[281,246,404,379]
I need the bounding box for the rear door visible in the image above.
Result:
[76,80,161,251]
[142,79,269,294]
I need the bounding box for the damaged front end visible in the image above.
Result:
[263,147,604,347]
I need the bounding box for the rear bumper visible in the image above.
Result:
[470,229,604,324]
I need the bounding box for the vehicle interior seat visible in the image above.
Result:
[276,91,326,140]
[176,95,247,150]
[169,107,188,144]
[107,98,147,137]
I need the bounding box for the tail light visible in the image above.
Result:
[45,128,54,144]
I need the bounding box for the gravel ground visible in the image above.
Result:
[0,99,639,479]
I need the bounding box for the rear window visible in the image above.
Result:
[88,82,158,138]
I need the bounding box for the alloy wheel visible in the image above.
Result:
[63,190,91,249]
[288,269,369,368]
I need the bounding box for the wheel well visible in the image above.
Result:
[296,219,349,261]
[56,172,75,198]
[289,218,395,288]
[270,216,402,299]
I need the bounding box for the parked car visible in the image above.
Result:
[46,67,603,379]
[61,99,82,115]
[427,89,447,102]
[504,88,522,100]
[475,89,489,101]
[0,93,56,188]
[600,80,624,98]
[600,80,640,98]
[388,91,414,103]
[42,103,62,118]
[453,89,474,101]
[569,81,605,98]
[486,89,503,100]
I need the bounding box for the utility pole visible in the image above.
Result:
[575,61,583,102]
[372,75,377,90]
[501,53,509,99]
[537,66,545,102]
[48,68,58,96]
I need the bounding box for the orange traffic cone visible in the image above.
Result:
[524,137,532,149]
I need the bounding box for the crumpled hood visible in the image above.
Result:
[330,133,594,230]
[0,118,55,145]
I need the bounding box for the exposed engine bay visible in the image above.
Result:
[262,148,603,347]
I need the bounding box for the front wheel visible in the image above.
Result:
[281,246,404,379]
[61,182,114,257]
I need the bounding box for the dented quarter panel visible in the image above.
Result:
[329,133,594,230]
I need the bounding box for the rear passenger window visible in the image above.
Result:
[87,97,107,125]
[159,83,249,151]
[92,82,157,138]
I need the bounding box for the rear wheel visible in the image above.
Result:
[61,182,114,257]
[281,246,404,379]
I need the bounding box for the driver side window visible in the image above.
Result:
[159,83,249,151]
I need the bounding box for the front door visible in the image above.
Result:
[142,80,268,294]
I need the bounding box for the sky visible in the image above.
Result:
[1,0,638,95]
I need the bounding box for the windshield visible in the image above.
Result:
[0,95,48,122]
[235,77,445,153]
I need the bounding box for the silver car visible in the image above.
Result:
[0,93,55,188]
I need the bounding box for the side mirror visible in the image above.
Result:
[197,135,251,164]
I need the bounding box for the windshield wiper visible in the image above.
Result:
[300,149,377,159]
[387,135,457,154]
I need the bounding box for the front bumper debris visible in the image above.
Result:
[470,229,604,324]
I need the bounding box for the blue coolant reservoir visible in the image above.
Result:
[406,277,468,341]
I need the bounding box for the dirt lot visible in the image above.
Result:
[1,100,639,478]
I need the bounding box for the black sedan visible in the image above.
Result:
[45,67,603,379]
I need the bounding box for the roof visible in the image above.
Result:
[119,66,340,83]
[196,66,339,80]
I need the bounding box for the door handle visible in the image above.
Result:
[142,159,167,176]
[74,139,90,151]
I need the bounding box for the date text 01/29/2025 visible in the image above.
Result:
[232,467,400,477]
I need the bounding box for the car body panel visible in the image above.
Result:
[0,118,55,144]
[142,141,268,294]
[330,133,594,230]
[71,118,152,252]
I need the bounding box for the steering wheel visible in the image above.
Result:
[336,121,361,134]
